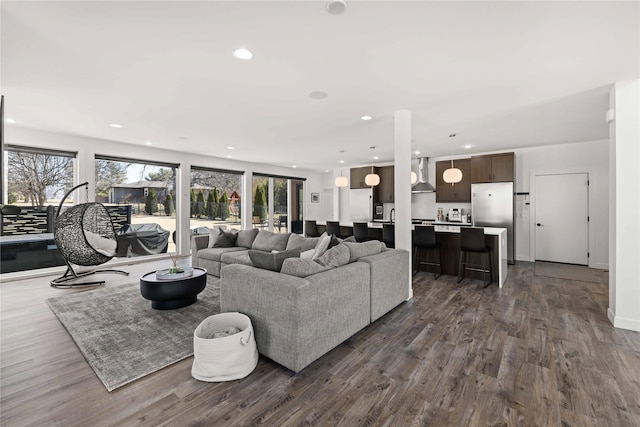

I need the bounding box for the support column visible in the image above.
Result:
[394,110,413,299]
[608,79,640,331]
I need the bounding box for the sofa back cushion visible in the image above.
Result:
[236,228,260,249]
[286,233,320,252]
[252,230,291,252]
[248,248,301,272]
[343,241,386,263]
[280,244,350,277]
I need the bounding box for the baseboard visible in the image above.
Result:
[608,308,640,332]
[591,262,609,270]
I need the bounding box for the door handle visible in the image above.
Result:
[537,223,543,226]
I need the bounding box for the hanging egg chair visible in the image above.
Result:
[51,182,129,288]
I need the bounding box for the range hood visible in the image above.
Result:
[411,157,436,193]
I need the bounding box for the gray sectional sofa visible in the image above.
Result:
[191,228,410,373]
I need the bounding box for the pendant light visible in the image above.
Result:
[364,146,380,186]
[410,171,418,184]
[335,169,348,188]
[443,133,462,185]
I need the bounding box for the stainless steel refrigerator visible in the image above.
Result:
[471,182,515,264]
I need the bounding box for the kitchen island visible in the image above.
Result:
[315,221,508,287]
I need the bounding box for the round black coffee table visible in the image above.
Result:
[140,267,207,310]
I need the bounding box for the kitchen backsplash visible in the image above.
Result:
[410,192,471,219]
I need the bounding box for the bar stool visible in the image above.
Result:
[382,223,395,248]
[304,220,321,237]
[458,227,493,287]
[413,226,441,278]
[326,221,342,238]
[353,222,372,242]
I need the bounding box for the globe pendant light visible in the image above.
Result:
[365,146,380,187]
[443,133,462,185]
[335,169,348,188]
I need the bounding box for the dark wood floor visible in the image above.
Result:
[1,261,639,426]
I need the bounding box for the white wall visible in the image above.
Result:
[5,127,326,253]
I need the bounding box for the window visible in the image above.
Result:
[1,145,76,273]
[252,174,305,234]
[190,167,243,232]
[95,156,177,257]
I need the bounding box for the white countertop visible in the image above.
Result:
[315,221,506,235]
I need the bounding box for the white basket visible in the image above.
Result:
[191,312,258,382]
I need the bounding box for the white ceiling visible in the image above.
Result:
[2,1,638,172]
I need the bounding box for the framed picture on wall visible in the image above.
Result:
[311,192,319,203]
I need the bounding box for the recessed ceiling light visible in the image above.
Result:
[324,169,330,173]
[226,146,235,150]
[339,160,345,164]
[361,115,372,121]
[326,0,347,15]
[145,141,152,146]
[227,155,232,158]
[233,48,253,60]
[415,151,420,155]
[6,118,15,123]
[309,91,328,100]
[464,144,472,149]
[110,123,123,128]
[292,165,297,168]
[373,156,379,160]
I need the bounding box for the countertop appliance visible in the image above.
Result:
[472,182,514,264]
[448,208,462,222]
[373,202,384,220]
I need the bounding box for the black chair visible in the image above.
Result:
[382,223,395,248]
[304,220,321,237]
[326,221,342,238]
[353,222,372,242]
[413,226,441,278]
[458,227,493,287]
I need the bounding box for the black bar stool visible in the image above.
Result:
[304,220,320,237]
[382,223,395,248]
[458,227,493,287]
[353,222,372,242]
[326,221,342,238]
[413,226,441,278]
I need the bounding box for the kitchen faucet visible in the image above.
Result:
[390,208,395,224]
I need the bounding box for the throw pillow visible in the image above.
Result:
[327,234,341,249]
[236,228,259,248]
[252,230,291,252]
[248,248,301,272]
[207,225,228,248]
[314,243,350,268]
[213,228,238,248]
[300,249,315,260]
[285,234,320,252]
[311,232,331,260]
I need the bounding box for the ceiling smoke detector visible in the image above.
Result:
[326,0,346,15]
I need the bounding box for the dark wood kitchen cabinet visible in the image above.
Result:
[375,166,394,203]
[435,159,471,202]
[350,166,377,189]
[470,152,514,183]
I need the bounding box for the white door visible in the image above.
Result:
[535,173,588,265]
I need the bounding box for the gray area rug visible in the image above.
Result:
[534,261,607,283]
[47,280,220,391]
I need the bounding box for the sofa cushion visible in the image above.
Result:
[286,234,320,252]
[236,228,260,249]
[206,225,228,248]
[248,248,301,272]
[252,230,291,252]
[311,232,331,260]
[220,250,252,267]
[314,243,350,268]
[343,241,386,263]
[280,258,331,278]
[212,228,238,248]
[198,246,246,263]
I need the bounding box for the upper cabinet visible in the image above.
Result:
[435,159,471,202]
[350,166,376,189]
[470,152,515,183]
[376,166,394,203]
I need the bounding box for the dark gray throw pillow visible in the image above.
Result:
[213,228,238,248]
[248,248,301,272]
